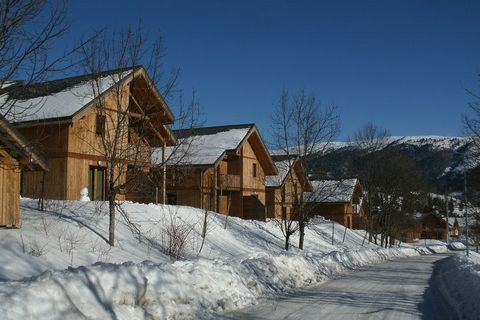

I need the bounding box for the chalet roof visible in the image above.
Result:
[3,66,175,128]
[413,213,462,228]
[173,123,254,139]
[0,116,48,171]
[265,155,298,187]
[3,67,134,123]
[305,178,359,203]
[156,123,278,175]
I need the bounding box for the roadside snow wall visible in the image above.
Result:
[423,252,480,319]
[0,247,420,319]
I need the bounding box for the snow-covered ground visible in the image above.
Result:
[0,198,424,319]
[410,239,449,254]
[429,251,480,319]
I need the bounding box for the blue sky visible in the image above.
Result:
[67,0,480,141]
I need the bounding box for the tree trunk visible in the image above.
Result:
[299,221,305,250]
[198,208,208,254]
[285,233,290,251]
[108,194,115,246]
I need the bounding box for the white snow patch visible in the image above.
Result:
[0,198,425,319]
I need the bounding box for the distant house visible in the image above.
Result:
[5,66,176,202]
[305,178,366,229]
[265,154,312,220]
[0,116,47,227]
[158,124,277,220]
[401,214,461,243]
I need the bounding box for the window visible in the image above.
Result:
[167,193,177,205]
[96,114,106,136]
[252,163,257,177]
[128,118,142,143]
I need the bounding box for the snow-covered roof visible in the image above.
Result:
[4,68,135,123]
[154,124,253,166]
[0,116,48,171]
[411,213,461,228]
[265,155,299,187]
[305,178,359,203]
[0,81,20,90]
[266,160,291,187]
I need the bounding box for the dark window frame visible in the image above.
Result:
[96,114,106,136]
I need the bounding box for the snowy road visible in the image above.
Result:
[219,254,460,320]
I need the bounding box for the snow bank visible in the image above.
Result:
[427,245,448,253]
[0,199,423,319]
[430,252,480,318]
[448,242,466,251]
[0,247,420,319]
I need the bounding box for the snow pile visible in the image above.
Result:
[0,198,423,319]
[0,248,420,319]
[448,242,466,250]
[410,239,448,254]
[427,245,448,253]
[431,252,480,318]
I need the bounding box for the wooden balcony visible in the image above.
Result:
[218,174,241,190]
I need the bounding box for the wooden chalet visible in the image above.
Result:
[0,116,48,227]
[160,124,277,220]
[5,66,176,202]
[401,213,451,243]
[305,178,366,229]
[265,155,312,220]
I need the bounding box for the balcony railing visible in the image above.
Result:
[218,174,241,190]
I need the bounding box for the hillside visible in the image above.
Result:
[310,136,475,194]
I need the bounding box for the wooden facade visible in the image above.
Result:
[306,179,366,229]
[265,155,313,220]
[401,214,448,243]
[10,67,175,202]
[0,117,48,227]
[166,124,277,220]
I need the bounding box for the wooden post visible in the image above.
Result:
[213,167,218,212]
[39,171,45,211]
[162,142,166,204]
[332,220,335,245]
[199,169,204,209]
[155,186,158,204]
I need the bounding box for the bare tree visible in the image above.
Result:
[350,123,391,243]
[77,24,179,246]
[147,90,204,204]
[271,89,340,250]
[351,123,425,246]
[464,86,480,151]
[0,0,84,118]
[464,84,480,251]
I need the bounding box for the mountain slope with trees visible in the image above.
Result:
[309,136,472,195]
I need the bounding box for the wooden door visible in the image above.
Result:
[88,166,106,201]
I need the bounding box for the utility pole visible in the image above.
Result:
[465,170,469,257]
[445,193,449,243]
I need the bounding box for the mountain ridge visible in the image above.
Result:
[309,135,475,194]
